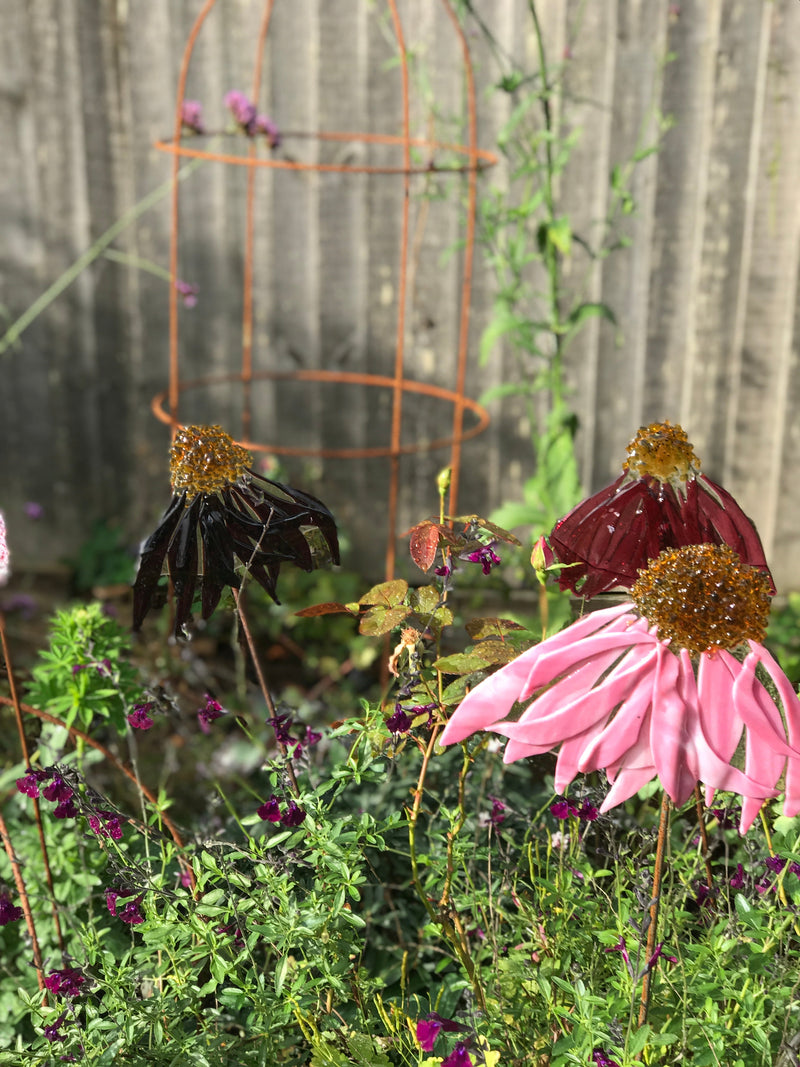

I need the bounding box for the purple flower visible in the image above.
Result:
[461,544,501,575]
[180,99,205,134]
[604,936,632,975]
[0,892,23,925]
[281,800,305,827]
[304,725,322,748]
[386,707,413,733]
[127,702,155,730]
[415,1013,465,1051]
[487,796,506,826]
[442,1044,473,1067]
[44,968,86,997]
[646,942,677,971]
[225,90,257,133]
[2,592,38,619]
[180,869,194,889]
[43,1012,68,1042]
[43,776,73,806]
[593,1051,621,1067]
[254,113,281,147]
[198,694,225,733]
[765,855,787,874]
[54,799,78,820]
[24,501,44,520]
[88,811,123,841]
[695,882,716,908]
[257,796,283,823]
[550,798,578,820]
[106,888,145,925]
[16,767,51,798]
[174,279,198,308]
[729,863,746,889]
[268,713,295,746]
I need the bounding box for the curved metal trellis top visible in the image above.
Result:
[152,0,496,580]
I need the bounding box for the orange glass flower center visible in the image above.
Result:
[623,421,700,484]
[631,544,772,655]
[169,425,251,498]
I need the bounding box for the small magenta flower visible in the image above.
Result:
[180,99,205,134]
[43,775,73,806]
[16,767,51,798]
[442,1044,473,1067]
[441,544,800,833]
[44,969,86,997]
[386,706,413,733]
[42,1012,68,1042]
[549,422,774,598]
[257,796,282,823]
[281,800,305,827]
[127,702,154,730]
[487,796,506,826]
[225,90,257,131]
[729,863,746,890]
[24,501,44,520]
[592,1051,621,1067]
[461,543,501,575]
[88,811,123,841]
[198,694,225,733]
[106,888,145,925]
[604,936,633,976]
[416,1012,465,1051]
[646,943,677,971]
[174,279,199,308]
[0,891,23,925]
[268,713,294,746]
[550,798,579,820]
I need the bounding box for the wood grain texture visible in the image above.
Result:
[1,0,798,594]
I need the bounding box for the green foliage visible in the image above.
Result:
[24,602,145,734]
[767,592,800,686]
[67,519,137,593]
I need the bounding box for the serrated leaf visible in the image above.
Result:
[359,605,410,636]
[359,579,408,607]
[465,616,526,640]
[434,644,513,674]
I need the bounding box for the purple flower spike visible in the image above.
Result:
[550,799,578,820]
[386,707,413,734]
[729,863,746,889]
[174,279,199,308]
[462,543,501,575]
[88,811,124,841]
[280,800,305,827]
[44,968,86,997]
[43,1012,68,1042]
[593,1051,621,1067]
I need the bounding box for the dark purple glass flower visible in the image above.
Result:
[132,426,339,636]
[550,422,775,598]
[0,892,23,925]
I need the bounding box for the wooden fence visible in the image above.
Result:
[1,0,799,594]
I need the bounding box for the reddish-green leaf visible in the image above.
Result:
[465,617,526,641]
[359,605,411,636]
[359,579,409,608]
[295,601,358,617]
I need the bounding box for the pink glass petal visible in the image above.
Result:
[438,649,544,745]
[577,649,659,770]
[748,642,800,816]
[649,646,698,806]
[600,764,657,811]
[696,652,744,764]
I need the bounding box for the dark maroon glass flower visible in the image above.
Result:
[132,425,339,636]
[550,421,774,598]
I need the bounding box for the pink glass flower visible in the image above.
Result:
[550,422,774,597]
[441,545,800,833]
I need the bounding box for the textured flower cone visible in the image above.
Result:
[133,425,339,636]
[441,544,800,833]
[550,421,775,597]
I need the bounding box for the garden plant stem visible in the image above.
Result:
[639,791,670,1028]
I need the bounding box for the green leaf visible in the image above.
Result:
[359,605,410,636]
[359,579,408,607]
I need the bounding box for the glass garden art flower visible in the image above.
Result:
[133,425,339,636]
[549,421,774,597]
[441,544,800,833]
